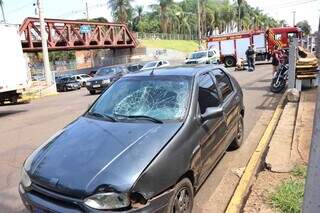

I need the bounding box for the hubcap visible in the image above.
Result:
[173,187,191,213]
[237,119,243,142]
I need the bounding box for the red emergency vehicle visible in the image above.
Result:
[206,27,302,67]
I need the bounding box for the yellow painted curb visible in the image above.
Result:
[225,93,287,213]
[21,92,60,101]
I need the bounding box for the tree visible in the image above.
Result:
[108,0,133,23]
[158,0,173,33]
[296,20,311,35]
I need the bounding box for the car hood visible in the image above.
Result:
[88,75,112,82]
[26,116,182,198]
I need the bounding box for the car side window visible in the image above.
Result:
[208,51,214,57]
[214,69,233,101]
[198,73,220,114]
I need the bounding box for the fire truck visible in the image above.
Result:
[206,27,302,67]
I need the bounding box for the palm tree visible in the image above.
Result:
[108,0,133,23]
[158,0,173,33]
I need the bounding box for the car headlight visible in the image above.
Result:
[102,79,110,84]
[21,168,31,188]
[84,192,130,210]
[86,82,91,86]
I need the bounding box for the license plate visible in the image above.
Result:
[92,84,100,88]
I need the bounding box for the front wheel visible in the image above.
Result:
[271,78,286,93]
[167,178,194,213]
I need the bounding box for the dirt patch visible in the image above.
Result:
[243,170,291,213]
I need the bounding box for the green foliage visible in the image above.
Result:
[49,51,75,61]
[132,0,280,36]
[108,0,133,23]
[296,20,311,35]
[270,179,305,213]
[137,18,160,33]
[291,165,307,178]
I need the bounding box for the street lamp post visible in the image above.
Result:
[197,0,201,50]
[37,0,54,87]
[0,0,7,23]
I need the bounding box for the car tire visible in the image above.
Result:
[167,178,194,213]
[224,56,236,67]
[229,115,244,149]
[89,90,96,95]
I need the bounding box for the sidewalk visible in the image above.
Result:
[243,89,317,213]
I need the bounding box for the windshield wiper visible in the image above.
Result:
[87,112,116,122]
[114,114,163,124]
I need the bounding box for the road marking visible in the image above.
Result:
[225,92,287,213]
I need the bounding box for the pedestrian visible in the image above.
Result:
[271,46,281,75]
[245,45,255,71]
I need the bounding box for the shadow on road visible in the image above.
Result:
[0,110,28,118]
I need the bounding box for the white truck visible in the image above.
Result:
[0,24,30,104]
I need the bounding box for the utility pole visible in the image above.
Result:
[197,0,201,50]
[0,0,7,23]
[237,0,241,32]
[37,0,53,87]
[293,11,296,26]
[86,2,89,21]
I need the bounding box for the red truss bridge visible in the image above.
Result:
[19,17,138,52]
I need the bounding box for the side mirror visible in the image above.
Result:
[186,57,188,60]
[201,107,223,121]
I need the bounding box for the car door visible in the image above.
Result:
[212,69,239,147]
[196,73,228,182]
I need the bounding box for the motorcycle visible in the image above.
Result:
[271,64,289,93]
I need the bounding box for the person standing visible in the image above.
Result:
[246,45,255,71]
[271,46,281,75]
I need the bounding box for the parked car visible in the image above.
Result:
[185,49,220,64]
[55,76,81,92]
[19,64,244,213]
[72,74,92,87]
[86,65,128,95]
[88,70,97,77]
[140,60,170,71]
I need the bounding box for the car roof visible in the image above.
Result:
[125,64,225,78]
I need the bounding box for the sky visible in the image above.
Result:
[1,0,320,32]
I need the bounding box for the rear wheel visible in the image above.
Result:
[224,56,236,67]
[230,115,244,149]
[167,178,194,213]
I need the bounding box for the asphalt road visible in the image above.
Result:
[0,65,280,213]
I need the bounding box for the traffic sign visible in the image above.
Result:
[80,25,91,34]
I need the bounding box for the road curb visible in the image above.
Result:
[225,92,288,213]
[21,92,60,102]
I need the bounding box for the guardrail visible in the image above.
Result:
[302,86,320,213]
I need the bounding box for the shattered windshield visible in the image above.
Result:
[191,52,207,59]
[89,76,192,122]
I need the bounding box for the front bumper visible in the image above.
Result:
[19,184,173,213]
[85,83,109,92]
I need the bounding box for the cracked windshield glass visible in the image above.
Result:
[90,76,192,121]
